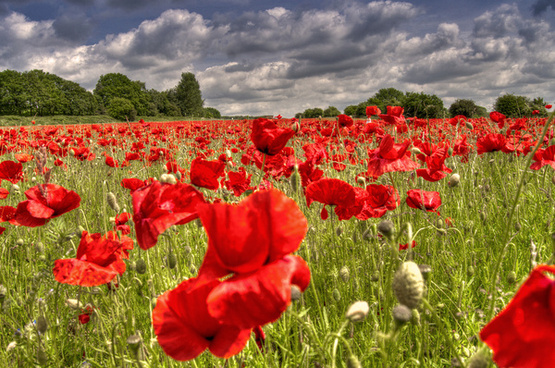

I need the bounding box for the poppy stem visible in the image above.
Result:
[256,153,267,189]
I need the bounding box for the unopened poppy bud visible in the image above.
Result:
[106,192,120,213]
[290,285,302,301]
[166,253,177,269]
[467,265,475,277]
[356,176,366,186]
[16,238,24,246]
[447,147,453,156]
[514,221,521,231]
[6,341,16,352]
[377,219,395,239]
[37,347,48,365]
[160,173,177,185]
[127,333,142,356]
[135,258,147,274]
[339,266,350,282]
[418,264,432,281]
[36,315,47,334]
[290,166,300,193]
[410,147,422,155]
[448,173,460,188]
[346,355,362,368]
[345,301,369,322]
[393,261,424,309]
[335,225,343,237]
[467,350,490,368]
[507,271,517,284]
[66,299,83,310]
[465,121,474,129]
[392,304,412,329]
[332,289,341,301]
[10,183,20,193]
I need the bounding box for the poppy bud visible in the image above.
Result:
[514,221,521,231]
[467,265,475,277]
[135,259,147,275]
[160,173,177,185]
[410,147,422,155]
[6,341,16,352]
[467,350,490,368]
[10,183,20,193]
[393,261,424,309]
[290,166,300,193]
[418,264,432,281]
[290,285,302,301]
[36,315,47,334]
[16,238,24,246]
[339,266,350,282]
[465,121,474,129]
[106,192,120,213]
[448,173,460,188]
[127,333,142,357]
[392,304,412,330]
[346,355,363,368]
[377,219,395,239]
[356,176,366,186]
[507,271,517,284]
[37,347,48,366]
[166,253,177,269]
[336,225,343,237]
[333,289,341,301]
[447,147,453,156]
[345,301,369,322]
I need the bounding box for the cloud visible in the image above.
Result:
[531,0,555,16]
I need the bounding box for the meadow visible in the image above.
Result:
[0,109,553,367]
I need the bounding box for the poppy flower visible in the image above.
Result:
[0,160,23,184]
[14,184,81,227]
[305,178,357,220]
[114,212,132,234]
[224,168,252,196]
[406,189,441,214]
[379,106,405,125]
[366,106,381,117]
[366,135,419,179]
[78,305,94,324]
[121,178,151,194]
[480,265,555,367]
[337,114,354,128]
[476,133,513,155]
[0,188,8,200]
[196,189,310,328]
[416,146,452,182]
[250,118,295,156]
[399,240,417,251]
[530,145,555,171]
[132,181,205,250]
[14,153,33,163]
[105,155,119,168]
[490,111,506,129]
[356,184,400,219]
[53,231,133,287]
[190,157,225,190]
[153,277,252,361]
[546,104,552,109]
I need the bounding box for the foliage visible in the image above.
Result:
[171,72,204,117]
[403,91,445,118]
[323,106,341,117]
[296,107,324,119]
[448,99,488,118]
[107,97,137,121]
[93,73,154,116]
[203,107,221,119]
[494,94,533,117]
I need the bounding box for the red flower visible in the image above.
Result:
[379,106,405,125]
[416,146,452,182]
[121,178,150,194]
[476,133,513,155]
[546,104,552,109]
[114,212,132,234]
[224,168,252,196]
[530,145,555,171]
[480,265,555,367]
[14,153,33,163]
[190,157,225,190]
[337,114,354,128]
[0,160,23,184]
[406,189,441,214]
[196,189,310,328]
[53,231,133,287]
[132,181,205,250]
[105,155,119,168]
[14,184,81,227]
[399,240,416,251]
[250,118,295,156]
[153,277,251,361]
[490,111,506,129]
[78,305,94,324]
[356,184,400,219]
[305,178,357,220]
[366,135,419,179]
[366,106,381,117]
[0,188,8,199]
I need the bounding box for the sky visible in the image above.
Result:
[1,0,555,117]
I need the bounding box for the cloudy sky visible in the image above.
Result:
[1,0,554,117]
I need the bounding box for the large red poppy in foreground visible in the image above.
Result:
[250,118,295,156]
[366,135,419,179]
[305,178,357,220]
[480,265,555,367]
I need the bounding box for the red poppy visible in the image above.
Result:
[366,135,419,179]
[379,106,405,125]
[476,133,513,155]
[132,181,205,250]
[14,153,33,163]
[0,188,8,200]
[121,178,150,194]
[298,159,324,187]
[250,118,295,156]
[0,226,5,235]
[0,160,23,184]
[399,240,417,250]
[356,184,400,219]
[530,145,555,171]
[366,106,381,117]
[480,265,555,367]
[105,155,119,168]
[53,231,133,287]
[490,111,506,129]
[305,178,357,220]
[406,189,441,214]
[416,146,452,182]
[337,114,354,128]
[196,189,310,328]
[114,212,132,234]
[14,184,81,227]
[190,157,225,190]
[546,104,552,109]
[224,168,252,196]
[153,277,252,361]
[78,305,94,324]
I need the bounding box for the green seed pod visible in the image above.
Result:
[332,289,341,302]
[290,285,302,301]
[135,258,147,275]
[167,253,177,269]
[448,173,460,188]
[393,261,424,309]
[339,266,350,282]
[36,316,48,334]
[106,192,120,213]
[465,121,474,130]
[377,219,395,239]
[392,304,412,330]
[507,271,517,284]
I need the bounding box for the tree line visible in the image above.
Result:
[0,69,220,120]
[296,87,550,119]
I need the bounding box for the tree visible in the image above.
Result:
[203,107,221,119]
[494,94,532,117]
[323,106,341,117]
[529,97,549,117]
[298,108,324,118]
[366,88,405,114]
[449,99,479,118]
[173,72,204,117]
[107,97,137,121]
[403,91,445,118]
[94,73,153,116]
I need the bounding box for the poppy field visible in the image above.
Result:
[1,107,555,367]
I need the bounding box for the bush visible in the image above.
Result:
[494,94,532,117]
[107,97,137,121]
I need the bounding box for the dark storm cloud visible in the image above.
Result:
[105,0,152,11]
[531,0,555,16]
[52,14,93,42]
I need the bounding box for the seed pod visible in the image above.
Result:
[167,253,177,269]
[392,304,412,329]
[377,219,395,239]
[345,301,369,322]
[339,266,350,282]
[135,258,147,275]
[448,173,460,188]
[37,347,48,366]
[393,261,424,309]
[332,289,341,302]
[36,316,48,334]
[465,121,474,130]
[106,192,120,213]
[290,285,302,301]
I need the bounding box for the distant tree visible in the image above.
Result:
[366,87,405,114]
[94,73,153,116]
[494,94,532,117]
[173,72,204,117]
[303,108,324,118]
[343,105,359,117]
[529,97,549,117]
[107,97,137,121]
[476,105,488,117]
[203,107,221,119]
[323,106,341,117]
[449,99,479,118]
[403,91,445,118]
